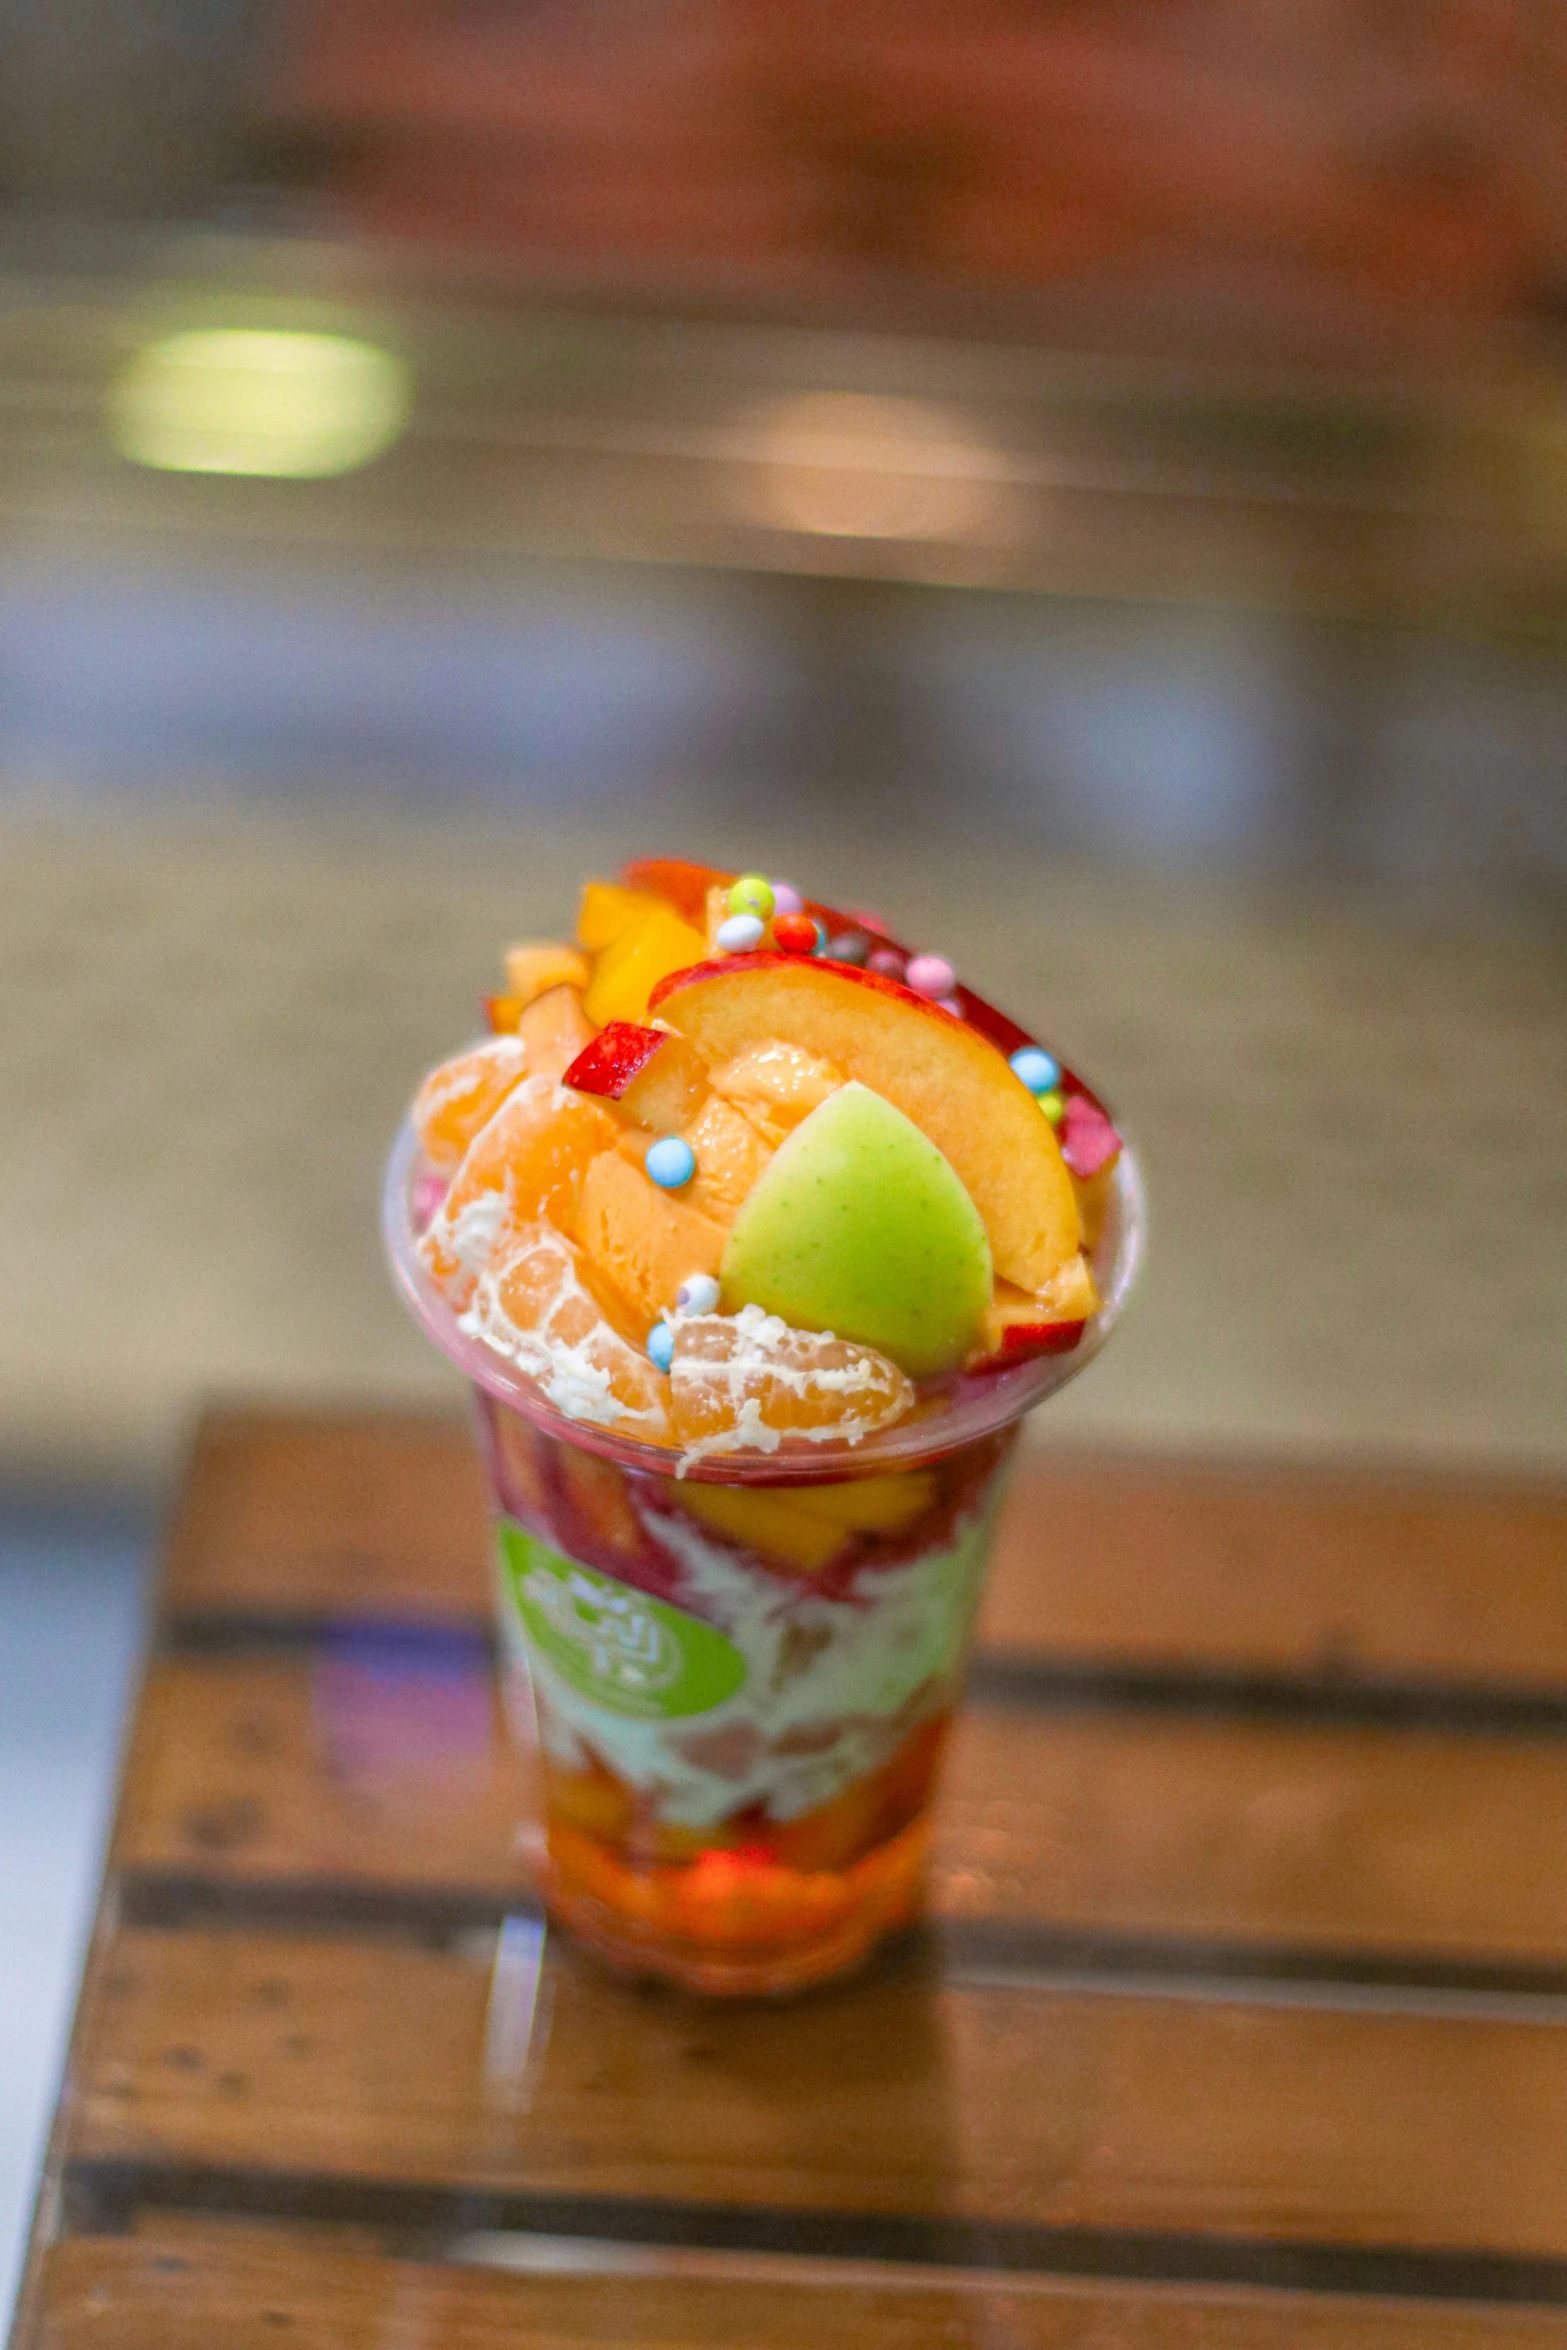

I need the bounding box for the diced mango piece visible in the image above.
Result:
[418,1074,619,1306]
[1073,1165,1114,1254]
[577,879,663,952]
[786,1470,938,1534]
[574,1148,726,1336]
[675,1483,849,1574]
[412,1035,528,1172]
[584,905,708,1028]
[515,984,595,1080]
[504,941,591,1008]
[683,1093,775,1226]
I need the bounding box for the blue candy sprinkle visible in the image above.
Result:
[716,911,765,953]
[645,1135,696,1189]
[1009,1046,1060,1095]
[647,1320,675,1373]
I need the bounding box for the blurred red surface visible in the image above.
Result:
[268,1,1567,338]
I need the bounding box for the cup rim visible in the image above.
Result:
[383,1109,1144,1486]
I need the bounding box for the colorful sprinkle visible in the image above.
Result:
[645,1135,697,1188]
[1009,1046,1061,1095]
[770,880,803,915]
[1060,1094,1122,1178]
[905,953,956,999]
[827,931,870,965]
[867,945,906,979]
[728,873,774,920]
[1038,1089,1066,1126]
[676,1272,721,1315]
[716,911,765,953]
[773,911,818,954]
[647,1320,675,1373]
[937,994,964,1016]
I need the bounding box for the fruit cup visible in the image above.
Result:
[383,1114,1142,1997]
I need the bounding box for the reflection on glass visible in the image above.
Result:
[107,330,410,478]
[483,1910,552,2112]
[313,1623,493,1779]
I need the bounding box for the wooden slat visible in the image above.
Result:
[67,1926,1567,2258]
[115,1657,1567,1968]
[112,1656,527,1899]
[983,1454,1567,1690]
[160,1414,1567,1690]
[160,1410,490,1623]
[21,2218,1567,2350]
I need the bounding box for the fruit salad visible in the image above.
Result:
[397,856,1129,1472]
[387,856,1137,1991]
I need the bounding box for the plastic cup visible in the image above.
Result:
[385,1117,1142,1996]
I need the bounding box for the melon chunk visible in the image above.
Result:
[653,957,1080,1292]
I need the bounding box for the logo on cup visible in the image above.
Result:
[521,1564,684,1699]
[497,1521,747,1721]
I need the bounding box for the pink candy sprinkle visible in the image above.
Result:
[905,953,957,999]
[866,946,906,979]
[936,993,964,1016]
[1060,1095,1122,1179]
[412,1164,450,1234]
[770,880,803,915]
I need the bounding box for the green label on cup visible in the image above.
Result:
[497,1519,747,1722]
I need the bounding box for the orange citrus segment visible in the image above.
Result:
[683,1094,775,1226]
[575,1148,726,1337]
[417,1075,618,1305]
[412,1036,529,1173]
[667,1308,914,1461]
[710,1040,844,1129]
[503,941,591,1008]
[467,1221,670,1437]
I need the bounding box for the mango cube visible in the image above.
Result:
[583,904,707,1028]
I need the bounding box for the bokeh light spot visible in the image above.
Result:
[108,330,411,479]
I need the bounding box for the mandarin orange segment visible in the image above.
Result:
[710,1039,844,1129]
[683,1093,775,1226]
[667,1307,914,1460]
[412,1036,529,1173]
[467,1221,670,1437]
[418,1075,618,1305]
[575,1148,726,1337]
[504,941,591,1008]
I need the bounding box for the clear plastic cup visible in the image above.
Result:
[384,1115,1142,1995]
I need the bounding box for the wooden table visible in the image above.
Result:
[14,1409,1567,2348]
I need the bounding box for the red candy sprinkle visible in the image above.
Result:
[773,912,819,954]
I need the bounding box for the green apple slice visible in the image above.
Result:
[719,1082,992,1378]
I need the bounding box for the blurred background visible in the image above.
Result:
[3,0,1566,2310]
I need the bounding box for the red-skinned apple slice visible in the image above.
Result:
[619,858,733,927]
[622,856,1114,1120]
[650,955,1081,1293]
[992,1318,1086,1362]
[565,1021,710,1132]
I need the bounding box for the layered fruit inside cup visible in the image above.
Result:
[385,855,1140,1989]
[479,1400,1018,1989]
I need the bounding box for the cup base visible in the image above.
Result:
[537,1810,932,1996]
